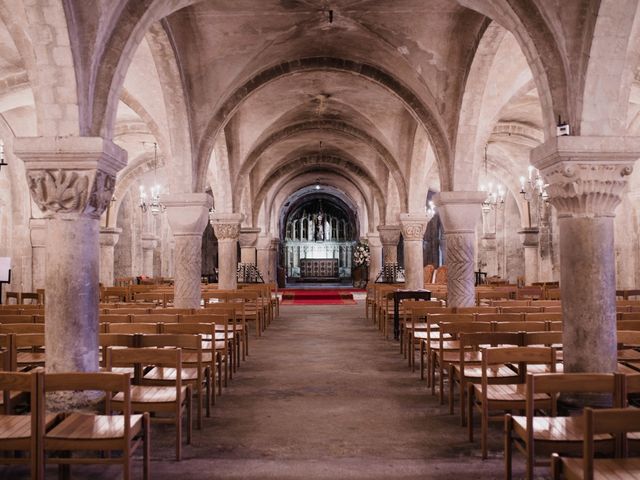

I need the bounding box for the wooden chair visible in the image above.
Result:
[551,407,640,480]
[500,306,545,314]
[492,321,547,333]
[130,313,178,324]
[0,324,44,334]
[468,346,556,459]
[105,323,160,335]
[139,333,211,428]
[19,293,40,305]
[4,292,20,305]
[12,333,45,371]
[431,321,492,404]
[455,306,499,314]
[402,301,450,370]
[0,369,46,479]
[449,331,522,424]
[0,315,34,324]
[43,372,150,480]
[107,346,192,461]
[505,372,624,480]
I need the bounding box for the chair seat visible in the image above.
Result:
[618,349,640,361]
[17,352,45,365]
[114,385,187,404]
[183,352,213,364]
[560,457,640,479]
[143,367,200,382]
[473,383,550,402]
[511,415,613,442]
[455,365,519,380]
[0,413,57,440]
[46,412,143,440]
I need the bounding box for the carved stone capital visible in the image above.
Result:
[399,213,428,241]
[531,136,640,218]
[29,218,48,248]
[433,191,485,233]
[367,232,382,249]
[99,227,122,248]
[14,137,126,220]
[256,234,271,251]
[518,227,539,247]
[212,212,243,241]
[164,193,212,237]
[239,227,261,248]
[141,233,159,250]
[377,225,401,246]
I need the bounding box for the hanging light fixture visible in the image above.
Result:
[519,165,549,228]
[479,144,505,211]
[0,141,7,171]
[139,142,165,215]
[426,200,436,218]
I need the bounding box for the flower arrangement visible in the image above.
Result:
[353,241,370,267]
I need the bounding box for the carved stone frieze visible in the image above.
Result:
[399,214,429,241]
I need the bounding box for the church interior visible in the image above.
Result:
[2,1,640,479]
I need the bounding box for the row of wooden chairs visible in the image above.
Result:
[0,368,150,480]
[3,290,44,305]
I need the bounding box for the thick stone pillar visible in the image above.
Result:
[14,137,126,382]
[377,225,401,264]
[239,227,261,265]
[99,227,121,287]
[399,213,429,290]
[519,227,539,285]
[532,136,639,374]
[164,194,211,309]
[367,233,382,283]
[256,235,271,281]
[212,213,243,290]
[29,218,47,291]
[480,233,498,277]
[434,191,485,308]
[140,233,158,277]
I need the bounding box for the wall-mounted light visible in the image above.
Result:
[0,142,7,171]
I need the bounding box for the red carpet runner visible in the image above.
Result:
[280,289,360,305]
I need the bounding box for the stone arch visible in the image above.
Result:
[265,171,372,237]
[252,153,385,227]
[197,57,452,193]
[233,119,407,210]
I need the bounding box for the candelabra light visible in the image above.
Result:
[426,200,436,218]
[138,142,165,215]
[480,182,505,211]
[519,165,549,227]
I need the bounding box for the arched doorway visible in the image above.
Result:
[279,187,359,285]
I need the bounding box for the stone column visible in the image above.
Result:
[256,235,271,281]
[99,227,121,287]
[434,191,486,308]
[14,137,126,384]
[269,239,280,285]
[519,227,539,285]
[480,233,498,277]
[239,227,261,265]
[367,233,382,283]
[532,136,639,374]
[140,233,158,277]
[29,218,47,291]
[212,213,243,290]
[377,225,401,264]
[164,194,212,309]
[399,213,429,290]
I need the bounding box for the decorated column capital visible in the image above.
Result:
[29,218,47,248]
[377,224,401,246]
[14,137,126,220]
[518,227,539,247]
[164,193,212,236]
[239,227,261,248]
[433,191,486,233]
[531,136,640,218]
[99,227,122,247]
[212,212,243,241]
[140,233,159,250]
[367,232,381,248]
[256,234,272,251]
[399,213,429,240]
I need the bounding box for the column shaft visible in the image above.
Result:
[400,214,429,290]
[218,239,238,289]
[173,234,202,308]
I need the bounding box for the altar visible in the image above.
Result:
[300,258,339,281]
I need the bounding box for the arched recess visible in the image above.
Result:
[197,57,453,194]
[458,0,577,138]
[234,119,407,210]
[251,152,386,226]
[265,172,371,239]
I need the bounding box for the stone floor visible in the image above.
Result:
[3,302,538,479]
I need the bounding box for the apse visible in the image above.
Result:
[279,185,359,284]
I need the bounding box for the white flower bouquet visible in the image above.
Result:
[353,241,370,267]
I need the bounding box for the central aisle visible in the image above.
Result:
[149,303,525,479]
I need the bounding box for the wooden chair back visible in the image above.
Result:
[455,307,499,314]
[99,314,131,324]
[476,313,524,323]
[105,323,160,334]
[525,312,562,322]
[0,315,34,324]
[492,321,547,333]
[0,323,44,334]
[500,306,544,314]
